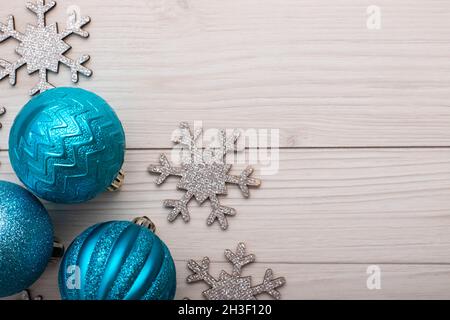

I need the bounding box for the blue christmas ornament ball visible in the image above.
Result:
[0,180,54,298]
[59,219,177,300]
[9,87,126,204]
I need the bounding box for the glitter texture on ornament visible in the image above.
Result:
[0,0,92,95]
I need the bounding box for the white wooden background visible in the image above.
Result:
[1,0,450,300]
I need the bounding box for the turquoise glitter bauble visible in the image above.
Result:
[58,219,177,300]
[0,180,54,298]
[9,87,126,204]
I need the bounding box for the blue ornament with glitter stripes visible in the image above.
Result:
[58,220,176,300]
[9,87,125,204]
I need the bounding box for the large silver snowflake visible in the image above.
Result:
[148,122,261,230]
[187,243,286,300]
[0,0,92,95]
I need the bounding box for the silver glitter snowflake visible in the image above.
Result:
[187,243,286,300]
[0,106,5,129]
[148,122,261,230]
[0,0,92,95]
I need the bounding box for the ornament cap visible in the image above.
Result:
[108,169,125,192]
[51,239,65,260]
[0,106,5,129]
[133,216,156,233]
[21,289,43,300]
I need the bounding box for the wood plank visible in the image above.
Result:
[5,262,450,300]
[1,0,450,300]
[1,148,450,264]
[2,0,450,148]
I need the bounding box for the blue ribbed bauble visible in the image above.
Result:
[9,87,126,204]
[59,219,177,300]
[0,180,54,298]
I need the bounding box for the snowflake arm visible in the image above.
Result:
[149,153,193,222]
[0,16,26,84]
[186,257,217,287]
[251,269,286,300]
[59,15,90,39]
[164,190,193,222]
[58,11,92,83]
[59,54,92,83]
[220,129,240,157]
[148,154,183,184]
[0,15,25,42]
[28,69,53,95]
[226,166,261,197]
[173,122,203,164]
[26,0,56,28]
[207,194,236,230]
[224,243,255,276]
[204,129,240,164]
[173,122,202,148]
[0,58,26,85]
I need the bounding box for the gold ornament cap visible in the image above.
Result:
[133,216,156,233]
[108,169,125,191]
[51,238,65,260]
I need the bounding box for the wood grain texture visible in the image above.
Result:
[2,148,450,299]
[1,0,450,148]
[7,262,450,300]
[1,0,450,300]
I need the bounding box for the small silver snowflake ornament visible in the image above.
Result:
[148,122,261,230]
[0,0,92,95]
[187,243,286,300]
[0,106,5,129]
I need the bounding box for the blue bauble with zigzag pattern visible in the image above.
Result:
[9,87,126,203]
[58,218,176,300]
